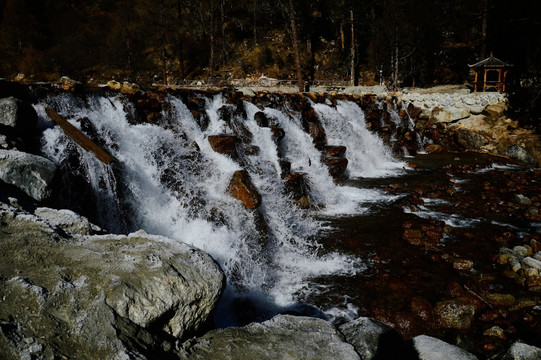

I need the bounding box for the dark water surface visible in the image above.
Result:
[307,152,541,358]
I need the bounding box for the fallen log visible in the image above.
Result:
[45,107,116,164]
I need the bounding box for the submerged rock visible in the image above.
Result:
[177,315,361,360]
[0,149,56,202]
[0,202,225,359]
[434,300,475,330]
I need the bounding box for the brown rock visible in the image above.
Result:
[403,229,423,245]
[228,170,261,209]
[483,326,506,340]
[208,135,238,157]
[486,293,516,307]
[306,123,327,149]
[323,145,347,158]
[270,127,285,143]
[424,144,447,154]
[434,300,475,330]
[407,103,422,119]
[526,275,541,287]
[453,259,474,271]
[284,173,311,208]
[410,297,433,322]
[322,157,348,180]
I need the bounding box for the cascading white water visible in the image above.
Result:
[36,92,400,326]
[313,100,404,178]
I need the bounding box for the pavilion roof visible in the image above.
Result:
[469,55,512,68]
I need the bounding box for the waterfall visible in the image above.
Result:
[36,91,398,326]
[313,100,404,178]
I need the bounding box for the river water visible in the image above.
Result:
[35,91,541,358]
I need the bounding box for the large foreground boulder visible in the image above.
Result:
[0,202,225,359]
[0,149,56,201]
[177,314,361,360]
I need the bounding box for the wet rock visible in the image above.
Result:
[0,202,225,359]
[324,145,347,158]
[254,111,269,127]
[177,315,361,360]
[279,160,291,178]
[243,145,260,156]
[208,134,238,158]
[483,326,506,340]
[270,127,285,143]
[499,342,541,360]
[411,335,478,360]
[284,172,311,209]
[486,293,516,307]
[452,259,474,271]
[339,317,403,360]
[217,106,233,123]
[424,144,447,154]
[228,170,261,209]
[403,229,423,245]
[191,110,210,131]
[434,300,475,330]
[514,194,533,206]
[306,122,327,149]
[0,150,56,202]
[322,157,348,180]
[410,297,433,322]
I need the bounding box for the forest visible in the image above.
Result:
[0,0,540,89]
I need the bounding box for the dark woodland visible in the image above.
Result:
[0,0,540,88]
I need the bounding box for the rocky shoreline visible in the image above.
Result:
[1,80,541,359]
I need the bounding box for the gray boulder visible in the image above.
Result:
[411,335,478,360]
[0,97,37,131]
[0,149,56,201]
[0,202,225,359]
[499,342,541,360]
[339,316,403,360]
[177,314,361,360]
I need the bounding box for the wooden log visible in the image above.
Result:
[45,107,116,164]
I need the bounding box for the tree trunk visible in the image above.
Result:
[209,8,215,80]
[350,9,356,86]
[177,0,185,79]
[288,0,303,93]
[160,0,167,85]
[253,0,257,45]
[481,0,488,59]
[340,21,345,51]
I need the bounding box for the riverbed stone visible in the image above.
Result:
[0,201,225,359]
[339,316,403,360]
[434,300,475,330]
[177,315,361,360]
[0,149,56,202]
[411,335,478,360]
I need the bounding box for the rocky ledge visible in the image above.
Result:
[0,200,225,359]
